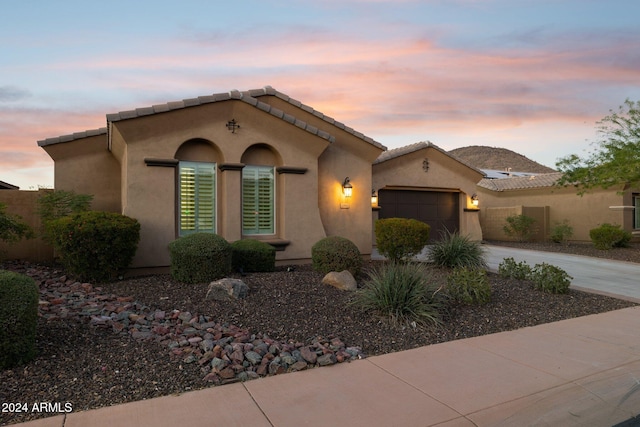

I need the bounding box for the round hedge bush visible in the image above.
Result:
[375,218,430,262]
[311,236,362,276]
[0,270,39,369]
[231,239,276,273]
[169,233,232,283]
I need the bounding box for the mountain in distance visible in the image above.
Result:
[449,146,556,173]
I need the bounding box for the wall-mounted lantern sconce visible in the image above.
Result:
[226,119,240,133]
[371,190,378,207]
[342,177,353,197]
[471,193,479,207]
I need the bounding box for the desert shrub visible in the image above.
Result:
[354,262,445,325]
[231,239,275,273]
[169,233,231,283]
[550,220,574,244]
[311,236,362,276]
[446,267,491,305]
[589,223,632,250]
[375,218,430,262]
[503,214,537,242]
[427,230,487,269]
[47,211,140,282]
[37,190,92,243]
[530,263,572,294]
[0,270,38,369]
[498,257,532,280]
[0,203,34,256]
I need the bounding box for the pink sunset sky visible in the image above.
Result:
[2,0,640,190]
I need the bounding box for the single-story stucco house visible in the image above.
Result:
[38,86,386,270]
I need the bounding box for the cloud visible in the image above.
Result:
[0,86,32,102]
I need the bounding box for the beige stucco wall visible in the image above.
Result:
[477,184,635,242]
[372,146,484,241]
[0,189,53,262]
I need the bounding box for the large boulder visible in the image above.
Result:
[322,270,357,291]
[206,278,249,301]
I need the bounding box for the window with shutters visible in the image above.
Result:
[179,161,216,236]
[242,165,275,235]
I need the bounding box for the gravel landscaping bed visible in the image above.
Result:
[1,242,638,425]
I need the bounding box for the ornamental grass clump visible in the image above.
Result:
[427,230,487,269]
[354,262,445,326]
[169,233,232,283]
[0,270,39,369]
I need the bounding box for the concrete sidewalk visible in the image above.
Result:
[15,307,640,427]
[12,247,640,427]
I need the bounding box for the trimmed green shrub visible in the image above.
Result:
[498,257,532,280]
[589,223,632,250]
[231,239,275,273]
[375,218,430,262]
[503,214,537,242]
[447,267,491,305]
[550,220,574,244]
[427,230,487,269]
[354,262,445,325]
[312,236,362,276]
[47,211,140,282]
[169,233,232,283]
[0,270,39,369]
[530,263,572,294]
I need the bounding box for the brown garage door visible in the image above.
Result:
[378,189,459,241]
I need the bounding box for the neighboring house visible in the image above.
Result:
[372,141,485,241]
[0,180,19,190]
[476,172,640,241]
[38,86,385,270]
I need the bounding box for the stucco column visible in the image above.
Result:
[219,163,244,242]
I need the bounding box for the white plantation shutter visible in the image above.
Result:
[242,166,275,235]
[179,162,216,235]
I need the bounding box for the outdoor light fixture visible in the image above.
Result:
[371,190,378,207]
[342,177,353,197]
[471,194,479,207]
[226,119,240,133]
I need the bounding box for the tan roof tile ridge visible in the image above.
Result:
[37,127,108,147]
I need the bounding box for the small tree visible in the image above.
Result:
[0,203,34,244]
[557,99,640,194]
[503,214,537,242]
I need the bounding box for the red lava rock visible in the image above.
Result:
[300,346,317,364]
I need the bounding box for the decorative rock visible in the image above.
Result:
[245,351,262,365]
[317,353,337,366]
[321,270,357,291]
[290,361,308,371]
[205,278,249,301]
[300,346,317,364]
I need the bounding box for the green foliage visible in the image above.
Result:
[37,190,92,243]
[48,211,140,282]
[503,214,537,242]
[550,220,574,244]
[231,239,275,273]
[354,262,445,325]
[311,236,362,276]
[557,99,640,194]
[589,223,632,250]
[0,270,38,369]
[375,218,430,262]
[427,230,487,269]
[530,263,572,294]
[446,267,491,305]
[169,233,232,283]
[498,257,532,280]
[0,202,34,244]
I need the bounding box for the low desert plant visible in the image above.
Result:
[231,239,275,273]
[0,202,34,244]
[589,223,632,250]
[498,257,532,280]
[550,220,574,244]
[375,218,430,262]
[354,262,445,325]
[427,230,487,269]
[446,267,491,305]
[47,211,140,282]
[503,214,537,242]
[169,233,232,283]
[530,263,572,294]
[312,236,362,276]
[0,270,39,369]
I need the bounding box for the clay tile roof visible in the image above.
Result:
[477,172,564,191]
[37,127,108,147]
